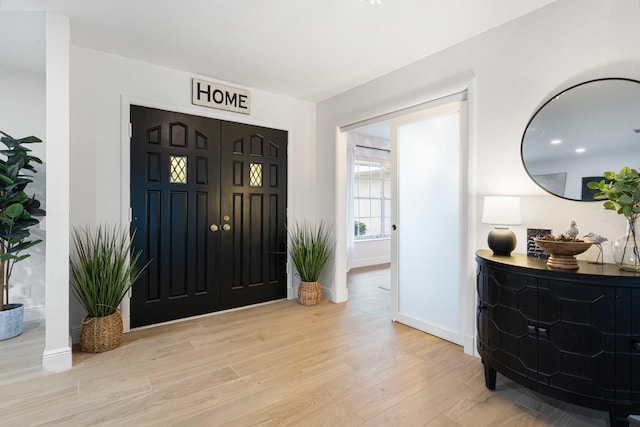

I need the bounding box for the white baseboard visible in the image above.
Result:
[350,256,391,269]
[319,284,333,302]
[464,334,478,357]
[24,305,45,322]
[317,285,347,303]
[394,313,463,346]
[42,346,73,372]
[71,325,82,344]
[288,284,346,304]
[331,285,348,303]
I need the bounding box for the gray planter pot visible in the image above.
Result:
[0,303,24,340]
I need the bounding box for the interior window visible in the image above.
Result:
[354,159,391,240]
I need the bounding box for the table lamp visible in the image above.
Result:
[482,196,521,256]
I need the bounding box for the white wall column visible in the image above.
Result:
[43,12,72,372]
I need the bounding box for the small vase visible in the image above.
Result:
[612,218,640,272]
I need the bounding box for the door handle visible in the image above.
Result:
[223,224,231,231]
[210,224,219,232]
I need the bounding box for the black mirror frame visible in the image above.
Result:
[520,77,640,202]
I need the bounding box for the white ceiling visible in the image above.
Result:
[1,0,555,101]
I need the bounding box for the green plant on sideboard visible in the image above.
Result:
[588,166,640,271]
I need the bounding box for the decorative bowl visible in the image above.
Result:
[534,238,593,270]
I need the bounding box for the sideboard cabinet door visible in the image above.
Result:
[478,265,617,397]
[537,278,616,400]
[477,264,537,381]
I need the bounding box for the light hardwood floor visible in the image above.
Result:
[0,265,613,426]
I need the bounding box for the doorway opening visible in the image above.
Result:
[340,92,468,346]
[345,122,392,275]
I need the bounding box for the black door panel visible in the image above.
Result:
[220,122,288,309]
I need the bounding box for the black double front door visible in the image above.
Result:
[130,105,287,327]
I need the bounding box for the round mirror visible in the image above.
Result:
[521,78,640,201]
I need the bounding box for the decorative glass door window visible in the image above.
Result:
[170,155,187,184]
[249,163,263,187]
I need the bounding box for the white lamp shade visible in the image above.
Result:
[482,196,522,225]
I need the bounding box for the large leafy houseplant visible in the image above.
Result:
[288,220,334,305]
[0,131,45,316]
[588,166,640,271]
[70,225,149,352]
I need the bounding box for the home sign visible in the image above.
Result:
[192,78,251,115]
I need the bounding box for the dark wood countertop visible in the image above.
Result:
[476,249,640,286]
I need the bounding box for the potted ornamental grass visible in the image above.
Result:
[288,220,334,305]
[0,131,45,341]
[588,166,640,271]
[70,225,149,352]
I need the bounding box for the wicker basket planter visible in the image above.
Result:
[71,225,149,353]
[288,221,333,307]
[298,281,322,306]
[80,310,123,353]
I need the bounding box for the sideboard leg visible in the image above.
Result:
[609,412,629,427]
[483,360,496,391]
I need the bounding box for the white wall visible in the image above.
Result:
[0,65,46,321]
[69,46,317,335]
[317,0,640,354]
